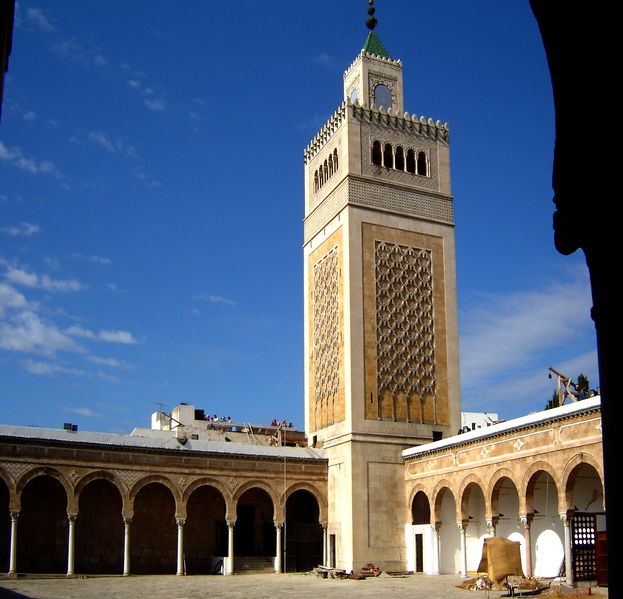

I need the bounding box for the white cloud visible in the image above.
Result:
[98,330,140,344]
[26,7,55,32]
[192,293,236,306]
[87,355,135,370]
[310,52,334,67]
[4,266,84,292]
[72,253,113,265]
[144,98,166,112]
[133,166,161,188]
[106,283,125,294]
[1,222,42,237]
[21,358,86,377]
[87,131,137,158]
[0,310,84,356]
[459,264,596,414]
[63,406,101,418]
[4,267,38,288]
[65,325,140,345]
[0,282,29,318]
[0,141,61,177]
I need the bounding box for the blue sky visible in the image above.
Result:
[0,1,597,433]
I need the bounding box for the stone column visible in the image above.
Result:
[321,522,328,567]
[123,517,132,576]
[520,514,533,577]
[176,518,185,576]
[8,511,18,577]
[274,521,283,573]
[431,522,440,575]
[458,521,468,578]
[560,512,574,587]
[67,513,77,577]
[226,520,235,576]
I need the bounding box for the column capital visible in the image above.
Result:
[430,522,440,534]
[123,516,133,526]
[67,513,77,523]
[176,517,186,527]
[273,520,284,529]
[559,510,574,523]
[520,514,534,527]
[457,520,468,532]
[226,519,236,528]
[9,510,19,522]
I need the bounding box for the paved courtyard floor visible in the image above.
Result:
[0,573,609,599]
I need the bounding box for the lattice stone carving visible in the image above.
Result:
[375,240,436,413]
[312,247,341,426]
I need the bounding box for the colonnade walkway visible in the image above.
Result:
[0,573,609,599]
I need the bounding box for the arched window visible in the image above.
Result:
[328,155,334,177]
[406,148,416,174]
[314,171,319,192]
[417,151,428,176]
[374,84,393,111]
[319,168,324,187]
[371,140,382,166]
[333,149,338,171]
[323,161,329,181]
[395,146,405,171]
[383,143,393,168]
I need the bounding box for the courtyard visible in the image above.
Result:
[0,573,609,599]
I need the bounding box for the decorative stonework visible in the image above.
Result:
[312,246,341,429]
[368,74,397,108]
[111,468,145,488]
[303,177,454,245]
[374,240,436,419]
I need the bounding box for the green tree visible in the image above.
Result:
[546,389,562,410]
[577,373,589,399]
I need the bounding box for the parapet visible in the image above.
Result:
[304,100,449,166]
[350,100,450,143]
[343,50,403,82]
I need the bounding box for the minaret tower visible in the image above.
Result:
[303,2,460,572]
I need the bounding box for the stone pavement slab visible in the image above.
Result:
[0,573,609,599]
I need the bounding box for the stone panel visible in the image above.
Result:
[362,223,449,426]
[307,229,345,432]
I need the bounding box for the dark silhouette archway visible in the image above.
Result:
[284,489,322,572]
[131,482,176,573]
[75,479,123,574]
[235,487,275,558]
[185,485,227,574]
[0,479,9,572]
[17,475,68,573]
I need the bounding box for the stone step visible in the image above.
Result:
[234,556,275,574]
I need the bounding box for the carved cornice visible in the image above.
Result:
[403,405,602,462]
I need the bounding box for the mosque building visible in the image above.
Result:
[0,3,606,588]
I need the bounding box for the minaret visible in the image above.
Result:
[303,1,460,572]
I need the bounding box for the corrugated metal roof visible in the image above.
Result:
[0,425,326,461]
[402,396,601,459]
